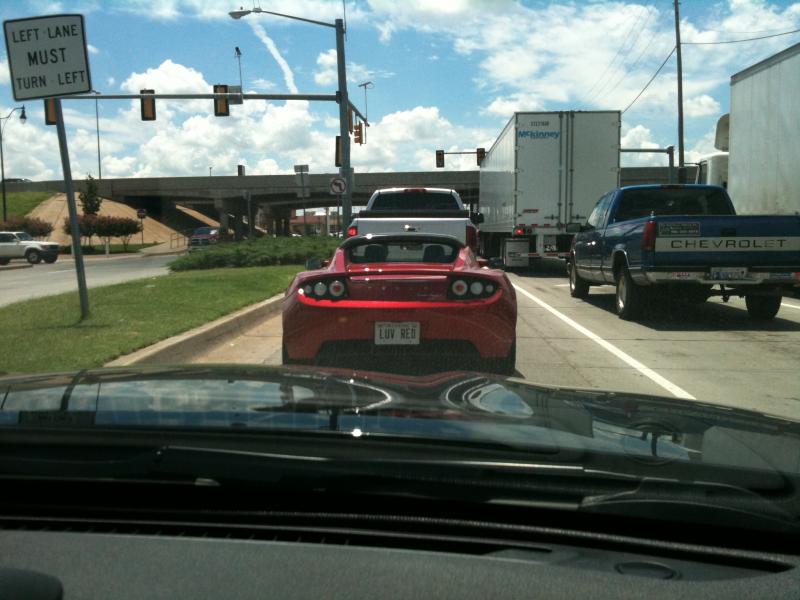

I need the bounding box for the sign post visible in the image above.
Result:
[329,177,347,236]
[4,14,92,319]
[137,208,147,246]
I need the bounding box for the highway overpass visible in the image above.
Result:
[7,166,692,235]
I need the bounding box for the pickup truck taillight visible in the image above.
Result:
[641,220,657,251]
[347,226,358,237]
[466,225,478,251]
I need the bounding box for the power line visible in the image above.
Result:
[622,46,676,114]
[582,2,653,102]
[601,5,663,100]
[683,28,800,44]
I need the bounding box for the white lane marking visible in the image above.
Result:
[782,302,800,311]
[512,283,696,400]
[553,283,570,287]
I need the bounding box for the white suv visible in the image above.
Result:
[0,231,60,265]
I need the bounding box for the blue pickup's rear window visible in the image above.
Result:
[613,188,734,222]
[370,191,459,211]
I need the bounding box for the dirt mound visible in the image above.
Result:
[28,194,182,246]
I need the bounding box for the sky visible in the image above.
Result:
[0,0,799,182]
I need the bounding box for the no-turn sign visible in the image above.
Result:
[329,177,347,195]
[3,14,92,101]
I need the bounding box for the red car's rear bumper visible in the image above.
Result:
[283,293,516,361]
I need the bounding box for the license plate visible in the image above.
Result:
[374,322,420,345]
[710,267,749,281]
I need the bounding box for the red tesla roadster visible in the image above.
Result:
[282,234,517,374]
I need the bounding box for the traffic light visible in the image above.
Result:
[435,150,445,168]
[43,98,57,125]
[140,89,156,121]
[335,135,342,167]
[354,122,363,145]
[477,147,486,165]
[213,84,230,116]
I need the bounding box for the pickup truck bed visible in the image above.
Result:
[348,188,481,253]
[568,185,800,321]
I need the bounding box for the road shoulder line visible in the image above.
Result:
[512,281,695,399]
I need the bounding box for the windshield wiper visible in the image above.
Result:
[1,444,797,534]
[579,477,799,533]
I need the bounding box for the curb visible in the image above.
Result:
[106,293,284,367]
[0,263,34,271]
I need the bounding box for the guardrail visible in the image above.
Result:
[170,231,189,249]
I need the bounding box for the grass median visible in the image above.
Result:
[0,265,302,375]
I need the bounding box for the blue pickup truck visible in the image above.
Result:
[567,184,800,321]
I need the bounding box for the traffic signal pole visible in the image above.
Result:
[335,18,353,229]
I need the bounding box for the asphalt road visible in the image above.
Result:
[0,254,176,308]
[190,262,800,421]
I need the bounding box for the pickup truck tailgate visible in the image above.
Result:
[354,217,468,241]
[651,215,800,268]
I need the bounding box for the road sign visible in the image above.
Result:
[137,209,147,219]
[329,177,347,195]
[3,14,92,101]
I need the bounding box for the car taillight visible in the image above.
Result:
[466,225,477,251]
[448,277,497,300]
[514,226,524,236]
[301,279,348,300]
[641,220,657,251]
[347,226,358,237]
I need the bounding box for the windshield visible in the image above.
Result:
[1,1,800,543]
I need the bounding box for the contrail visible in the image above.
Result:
[248,21,298,94]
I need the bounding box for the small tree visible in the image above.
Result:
[115,217,143,251]
[79,174,102,215]
[22,217,54,238]
[63,214,97,249]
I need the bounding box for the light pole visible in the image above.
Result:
[229,8,353,227]
[0,105,27,223]
[93,91,102,179]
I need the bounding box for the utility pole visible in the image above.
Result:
[673,0,685,179]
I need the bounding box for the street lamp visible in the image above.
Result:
[228,7,354,227]
[0,105,27,223]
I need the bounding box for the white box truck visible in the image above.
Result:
[696,42,799,214]
[478,111,621,267]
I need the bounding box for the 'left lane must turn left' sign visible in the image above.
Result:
[3,14,92,101]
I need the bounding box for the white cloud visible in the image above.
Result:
[106,76,115,87]
[313,49,394,87]
[0,56,9,85]
[250,78,277,91]
[620,124,666,167]
[87,44,99,55]
[685,95,722,118]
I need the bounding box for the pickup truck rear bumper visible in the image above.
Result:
[640,268,800,287]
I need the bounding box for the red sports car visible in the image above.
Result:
[282,234,517,374]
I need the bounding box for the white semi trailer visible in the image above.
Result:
[478,111,621,267]
[696,42,799,215]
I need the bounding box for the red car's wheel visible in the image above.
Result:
[491,340,516,376]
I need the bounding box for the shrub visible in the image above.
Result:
[21,217,53,238]
[0,216,54,238]
[169,236,341,271]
